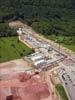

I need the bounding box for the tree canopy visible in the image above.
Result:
[0,0,75,36]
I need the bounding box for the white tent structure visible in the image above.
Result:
[31,55,43,61]
[34,60,44,66]
[17,28,22,35]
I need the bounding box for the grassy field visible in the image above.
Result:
[45,35,75,52]
[0,36,33,63]
[55,84,68,100]
[63,44,75,52]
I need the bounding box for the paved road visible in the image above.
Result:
[58,59,75,100]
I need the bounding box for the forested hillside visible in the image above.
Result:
[0,0,75,37]
[0,0,75,21]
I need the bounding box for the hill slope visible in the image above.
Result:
[0,0,75,37]
[0,0,75,21]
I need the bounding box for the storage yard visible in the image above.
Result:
[18,28,65,70]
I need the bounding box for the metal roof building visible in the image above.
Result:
[31,55,43,61]
[34,59,45,66]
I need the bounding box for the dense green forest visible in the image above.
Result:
[0,0,75,21]
[0,0,75,35]
[0,0,75,49]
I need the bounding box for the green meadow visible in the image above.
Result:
[0,36,33,63]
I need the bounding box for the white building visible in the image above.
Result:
[31,55,43,61]
[34,59,45,66]
[17,28,22,35]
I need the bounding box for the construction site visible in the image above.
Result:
[0,59,58,100]
[0,21,75,100]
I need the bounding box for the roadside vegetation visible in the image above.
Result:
[30,20,75,52]
[0,36,33,63]
[45,35,75,52]
[55,84,69,100]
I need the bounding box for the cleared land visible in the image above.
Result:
[55,84,68,100]
[0,36,33,63]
